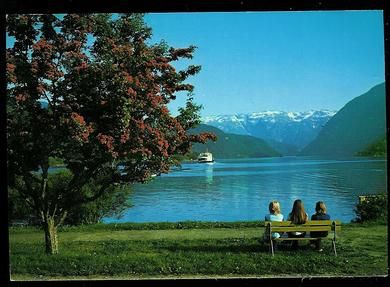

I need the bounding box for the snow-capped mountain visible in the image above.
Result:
[202,110,336,153]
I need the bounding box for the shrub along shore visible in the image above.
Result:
[9,221,387,279]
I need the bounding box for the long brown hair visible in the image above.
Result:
[289,199,307,224]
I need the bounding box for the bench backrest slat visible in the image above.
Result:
[268,226,341,232]
[264,220,341,232]
[264,220,341,226]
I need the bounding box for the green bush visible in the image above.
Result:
[354,193,388,223]
[357,137,387,157]
[47,170,133,225]
[65,183,133,225]
[8,169,133,226]
[8,185,36,225]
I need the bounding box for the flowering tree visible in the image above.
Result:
[7,14,215,254]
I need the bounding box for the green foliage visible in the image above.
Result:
[48,157,65,166]
[190,124,280,158]
[176,94,202,130]
[301,83,386,156]
[65,184,133,226]
[47,170,133,225]
[9,170,133,226]
[8,186,35,224]
[354,193,388,223]
[357,137,387,157]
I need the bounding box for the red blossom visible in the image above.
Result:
[155,56,169,63]
[76,124,94,143]
[120,129,130,143]
[31,61,39,73]
[96,133,115,152]
[125,75,133,83]
[134,77,140,86]
[160,106,169,115]
[135,120,145,130]
[127,87,136,97]
[32,39,53,52]
[72,40,82,50]
[36,84,45,94]
[75,61,88,71]
[81,132,89,141]
[7,63,16,73]
[71,112,86,125]
[87,125,94,133]
[146,72,154,81]
[141,148,152,156]
[15,94,27,102]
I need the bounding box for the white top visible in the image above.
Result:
[264,213,284,239]
[265,213,284,222]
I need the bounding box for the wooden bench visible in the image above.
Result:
[264,220,341,256]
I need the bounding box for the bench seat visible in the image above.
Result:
[264,220,341,256]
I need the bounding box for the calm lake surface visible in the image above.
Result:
[104,157,387,223]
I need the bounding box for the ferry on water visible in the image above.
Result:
[197,152,214,163]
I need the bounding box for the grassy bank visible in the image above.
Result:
[9,221,387,279]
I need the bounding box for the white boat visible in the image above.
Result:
[197,152,214,163]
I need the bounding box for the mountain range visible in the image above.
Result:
[202,110,336,154]
[200,82,386,158]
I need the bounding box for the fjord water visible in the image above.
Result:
[104,157,387,223]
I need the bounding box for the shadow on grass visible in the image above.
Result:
[159,238,336,257]
[160,240,318,254]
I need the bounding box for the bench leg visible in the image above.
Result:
[270,240,274,256]
[332,240,337,257]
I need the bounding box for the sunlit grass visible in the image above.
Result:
[9,221,387,279]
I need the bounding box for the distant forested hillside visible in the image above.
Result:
[190,124,280,159]
[357,137,387,157]
[300,83,386,156]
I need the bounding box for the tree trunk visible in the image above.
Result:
[43,217,58,254]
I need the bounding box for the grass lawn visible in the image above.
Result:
[8,221,388,280]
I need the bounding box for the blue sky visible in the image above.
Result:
[7,12,385,117]
[144,11,385,116]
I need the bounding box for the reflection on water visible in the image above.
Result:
[104,157,387,223]
[205,163,214,184]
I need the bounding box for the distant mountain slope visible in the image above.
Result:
[190,124,280,159]
[264,138,300,156]
[202,110,335,154]
[300,83,386,156]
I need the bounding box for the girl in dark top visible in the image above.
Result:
[287,199,308,249]
[310,201,330,252]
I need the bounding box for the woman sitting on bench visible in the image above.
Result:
[265,200,284,238]
[287,199,308,249]
[310,201,331,252]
